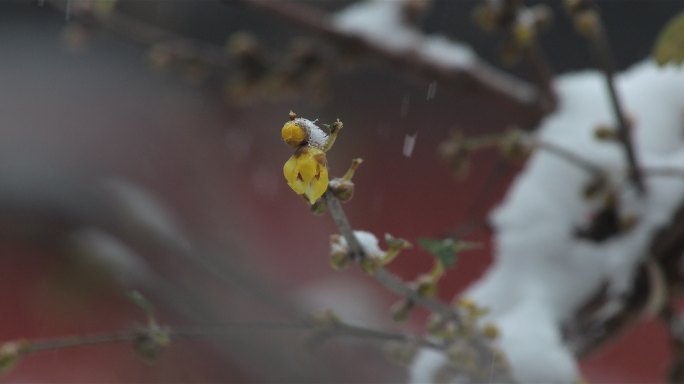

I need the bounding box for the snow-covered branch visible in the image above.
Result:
[238,0,549,123]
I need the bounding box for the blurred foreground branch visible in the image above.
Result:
[0,317,446,372]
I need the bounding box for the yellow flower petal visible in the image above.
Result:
[283,146,329,204]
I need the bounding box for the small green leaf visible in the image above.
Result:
[653,11,684,67]
[417,237,480,269]
[418,237,457,268]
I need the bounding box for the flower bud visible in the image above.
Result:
[573,10,600,38]
[329,179,354,202]
[330,250,351,270]
[594,125,618,141]
[134,324,170,362]
[471,4,500,33]
[360,257,382,275]
[281,121,308,147]
[0,341,28,373]
[309,309,341,328]
[564,0,587,14]
[482,323,500,339]
[532,5,553,30]
[413,274,438,298]
[513,22,535,48]
[498,128,531,161]
[329,234,352,270]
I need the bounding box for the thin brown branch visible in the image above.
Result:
[583,3,646,194]
[26,331,137,353]
[524,42,556,112]
[530,137,603,177]
[236,0,548,121]
[46,0,230,70]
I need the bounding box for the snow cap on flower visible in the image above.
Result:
[299,118,328,149]
[280,116,329,149]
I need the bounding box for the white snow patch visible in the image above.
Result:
[403,132,418,158]
[333,230,385,259]
[411,61,684,383]
[295,275,390,328]
[334,0,476,68]
[427,81,437,100]
[294,117,328,149]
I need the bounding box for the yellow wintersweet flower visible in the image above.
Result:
[283,146,329,204]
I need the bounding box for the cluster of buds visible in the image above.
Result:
[227,33,331,103]
[146,41,214,86]
[564,0,601,39]
[133,322,170,362]
[438,131,472,177]
[424,298,510,383]
[471,0,552,65]
[497,127,532,161]
[59,0,119,53]
[125,291,171,362]
[438,128,532,177]
[425,297,496,342]
[282,111,344,204]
